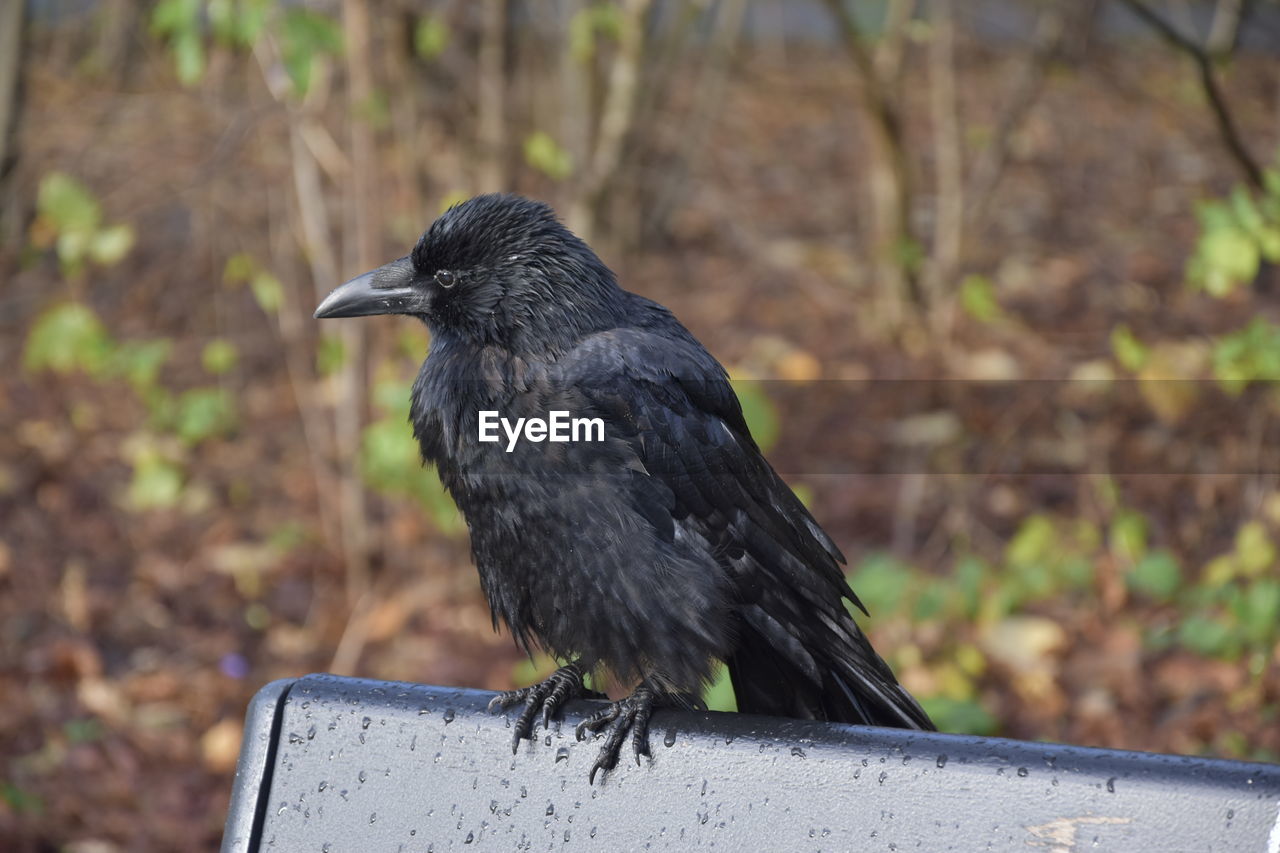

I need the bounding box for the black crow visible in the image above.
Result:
[315,194,933,781]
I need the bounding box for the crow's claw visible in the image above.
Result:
[574,686,657,784]
[488,662,585,754]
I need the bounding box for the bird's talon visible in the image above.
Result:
[579,686,657,784]
[489,663,586,747]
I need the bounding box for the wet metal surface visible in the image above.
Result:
[223,674,1280,852]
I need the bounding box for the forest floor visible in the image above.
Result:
[2,43,1279,851]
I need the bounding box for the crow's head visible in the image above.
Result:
[314,194,623,351]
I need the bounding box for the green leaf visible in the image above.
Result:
[913,582,950,622]
[360,415,464,534]
[1,783,44,815]
[1191,222,1260,297]
[569,3,622,63]
[414,14,449,59]
[223,252,257,285]
[1211,318,1280,394]
[954,555,987,619]
[235,0,271,46]
[173,29,206,86]
[1007,515,1056,567]
[355,90,390,130]
[523,131,573,181]
[1241,579,1280,647]
[959,274,1001,323]
[703,664,737,712]
[202,339,239,375]
[209,0,268,47]
[250,271,284,314]
[37,172,102,235]
[110,339,171,390]
[88,224,136,267]
[174,388,237,445]
[1126,550,1181,603]
[1110,324,1149,372]
[128,453,185,511]
[24,301,113,375]
[1233,520,1275,577]
[848,553,911,617]
[438,190,471,214]
[918,696,997,736]
[281,8,344,96]
[316,334,346,376]
[1178,613,1239,659]
[730,380,779,452]
[208,0,236,43]
[149,0,199,37]
[64,717,105,744]
[1109,509,1148,563]
[372,377,412,418]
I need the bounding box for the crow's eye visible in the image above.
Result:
[435,270,456,288]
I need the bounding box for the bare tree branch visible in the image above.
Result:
[643,0,747,242]
[340,0,379,604]
[1207,0,1245,55]
[927,0,962,307]
[568,0,653,244]
[0,0,24,181]
[1119,0,1264,190]
[476,0,507,192]
[821,0,924,318]
[965,1,1068,227]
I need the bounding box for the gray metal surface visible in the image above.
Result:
[222,678,294,853]
[224,673,1280,852]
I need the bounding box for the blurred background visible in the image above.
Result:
[3,0,1280,847]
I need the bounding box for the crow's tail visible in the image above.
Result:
[726,605,935,730]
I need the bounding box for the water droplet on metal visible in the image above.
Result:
[1106,777,1116,793]
[464,831,474,844]
[361,717,372,730]
[555,746,570,763]
[358,770,367,783]
[790,746,806,759]
[546,803,555,816]
[288,732,304,745]
[936,755,948,769]
[1017,767,1028,777]
[368,812,376,824]
[443,708,456,724]
[318,780,328,792]
[307,725,317,740]
[663,729,677,748]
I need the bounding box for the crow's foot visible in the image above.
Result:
[488,662,589,754]
[575,685,657,784]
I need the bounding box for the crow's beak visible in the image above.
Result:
[314,256,427,319]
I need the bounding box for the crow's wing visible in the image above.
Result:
[555,325,933,729]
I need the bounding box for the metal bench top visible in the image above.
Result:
[222,673,1280,852]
